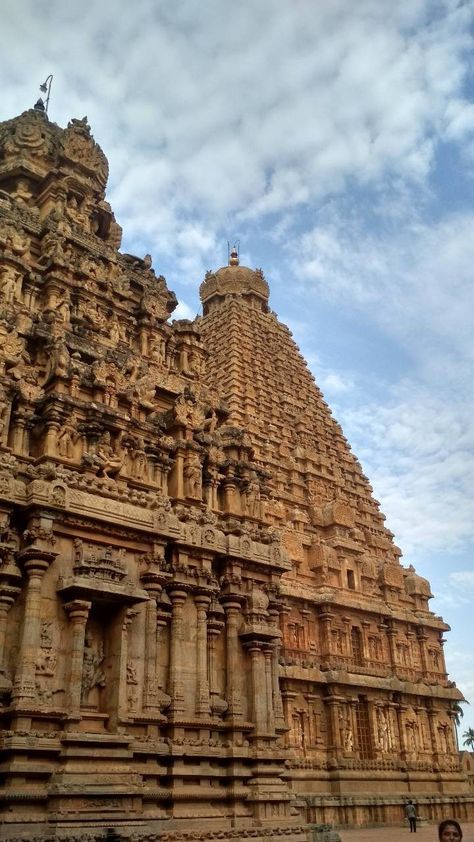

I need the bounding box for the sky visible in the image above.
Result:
[1,0,473,738]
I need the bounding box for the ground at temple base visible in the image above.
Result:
[339,821,474,841]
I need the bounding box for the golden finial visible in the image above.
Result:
[228,242,239,266]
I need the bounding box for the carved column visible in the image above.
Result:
[325,695,343,759]
[168,588,187,715]
[118,608,137,719]
[64,600,91,714]
[264,647,275,734]
[349,698,358,753]
[168,445,185,498]
[195,592,211,716]
[361,621,371,660]
[143,595,159,710]
[44,413,61,456]
[222,599,243,718]
[10,409,27,455]
[269,606,285,730]
[12,554,54,702]
[0,592,17,673]
[207,602,226,716]
[156,598,171,711]
[427,704,440,760]
[394,698,408,758]
[0,545,22,673]
[385,623,397,671]
[416,627,429,676]
[281,688,296,747]
[318,607,335,661]
[221,476,240,514]
[248,643,267,734]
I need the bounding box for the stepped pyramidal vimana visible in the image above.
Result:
[0,103,472,842]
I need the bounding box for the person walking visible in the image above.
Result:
[438,819,462,841]
[406,800,417,833]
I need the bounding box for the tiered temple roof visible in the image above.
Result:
[0,107,469,839]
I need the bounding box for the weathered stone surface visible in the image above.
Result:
[0,109,471,838]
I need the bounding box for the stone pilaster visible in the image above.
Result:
[195,592,211,716]
[319,607,335,660]
[222,599,243,718]
[264,647,275,734]
[168,587,187,715]
[64,599,91,715]
[427,703,440,760]
[416,626,429,675]
[326,695,343,759]
[207,600,227,716]
[269,604,285,730]
[12,553,55,703]
[248,643,267,733]
[143,595,159,710]
[394,698,408,759]
[43,412,62,456]
[385,623,397,671]
[0,592,17,673]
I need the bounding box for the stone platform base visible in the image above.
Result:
[0,826,341,842]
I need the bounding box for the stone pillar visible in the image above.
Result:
[416,627,429,675]
[168,588,187,715]
[385,623,397,670]
[264,647,275,734]
[367,698,378,755]
[394,700,408,758]
[361,621,371,660]
[348,698,358,752]
[319,608,334,660]
[207,601,226,716]
[0,592,18,673]
[44,415,61,456]
[143,596,159,710]
[12,556,53,702]
[156,604,171,710]
[268,604,285,729]
[10,410,27,455]
[195,593,210,716]
[168,446,185,498]
[222,599,243,718]
[64,600,91,714]
[427,705,440,759]
[326,696,343,757]
[221,477,240,514]
[119,608,137,718]
[248,643,267,733]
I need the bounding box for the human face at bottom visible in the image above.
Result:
[440,825,462,842]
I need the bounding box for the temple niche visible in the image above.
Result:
[0,104,471,842]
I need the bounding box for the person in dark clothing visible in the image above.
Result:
[406,800,417,833]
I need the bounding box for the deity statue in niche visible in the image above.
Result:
[94,431,124,478]
[11,177,33,206]
[57,414,81,459]
[377,708,392,752]
[81,633,105,706]
[184,452,202,498]
[57,295,71,324]
[244,471,261,518]
[0,265,20,304]
[131,436,148,480]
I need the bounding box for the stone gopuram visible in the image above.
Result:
[0,105,471,840]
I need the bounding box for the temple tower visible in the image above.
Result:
[0,107,470,839]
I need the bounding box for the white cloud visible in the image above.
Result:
[1,0,473,271]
